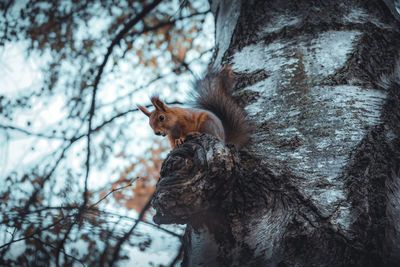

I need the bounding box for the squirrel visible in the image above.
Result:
[137,67,251,150]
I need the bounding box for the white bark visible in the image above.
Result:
[153,1,400,266]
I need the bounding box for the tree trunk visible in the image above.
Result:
[152,0,400,266]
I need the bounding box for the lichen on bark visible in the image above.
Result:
[152,0,400,266]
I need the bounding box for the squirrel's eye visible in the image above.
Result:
[159,115,165,121]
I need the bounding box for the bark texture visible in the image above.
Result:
[152,0,400,266]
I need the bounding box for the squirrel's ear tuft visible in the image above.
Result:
[137,105,151,117]
[151,96,167,112]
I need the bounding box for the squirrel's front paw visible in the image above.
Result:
[175,137,185,147]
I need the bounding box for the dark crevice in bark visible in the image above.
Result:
[382,78,400,136]
[225,1,400,91]
[363,0,400,25]
[227,0,400,55]
[324,25,400,87]
[227,0,268,53]
[234,69,269,100]
[343,125,400,266]
[342,75,400,265]
[230,21,400,85]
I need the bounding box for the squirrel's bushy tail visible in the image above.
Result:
[193,66,252,148]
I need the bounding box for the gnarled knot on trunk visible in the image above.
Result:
[152,134,239,225]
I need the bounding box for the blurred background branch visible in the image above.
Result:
[0,0,213,265]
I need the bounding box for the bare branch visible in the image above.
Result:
[0,215,71,250]
[99,217,123,267]
[83,0,164,207]
[91,100,183,134]
[139,10,209,34]
[1,180,136,225]
[1,178,140,261]
[32,236,86,267]
[0,140,74,258]
[109,195,153,266]
[90,209,183,239]
[68,100,182,144]
[0,124,69,141]
[88,178,137,208]
[0,205,78,225]
[1,0,14,15]
[55,211,82,267]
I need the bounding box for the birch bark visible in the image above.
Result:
[153,1,400,266]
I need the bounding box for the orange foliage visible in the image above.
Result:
[109,140,167,213]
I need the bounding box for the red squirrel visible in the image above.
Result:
[137,67,251,149]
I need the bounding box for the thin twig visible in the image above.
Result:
[89,178,137,208]
[89,209,183,238]
[0,205,78,225]
[76,4,166,262]
[55,208,83,267]
[0,124,69,141]
[2,179,137,225]
[109,194,154,267]
[91,100,183,133]
[83,0,164,206]
[31,236,86,267]
[99,217,123,267]
[71,100,182,143]
[1,179,138,259]
[0,214,72,250]
[0,140,74,257]
[139,10,208,34]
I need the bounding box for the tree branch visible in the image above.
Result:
[55,207,84,267]
[140,10,209,34]
[90,209,183,239]
[83,0,164,207]
[71,3,169,261]
[89,178,137,208]
[91,100,183,134]
[109,195,153,266]
[0,140,74,258]
[0,214,72,250]
[54,179,138,266]
[32,236,86,267]
[0,124,69,141]
[1,177,140,259]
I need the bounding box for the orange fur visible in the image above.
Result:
[138,98,223,149]
[138,67,251,150]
